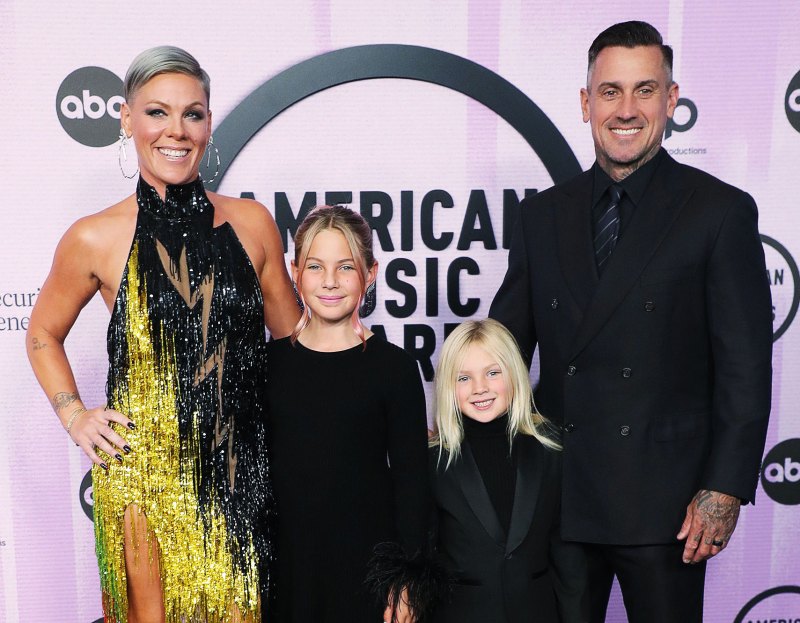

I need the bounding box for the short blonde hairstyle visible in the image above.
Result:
[124,46,210,104]
[431,319,560,468]
[291,205,375,346]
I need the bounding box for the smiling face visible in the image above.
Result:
[455,342,510,423]
[121,72,211,197]
[292,228,376,329]
[580,45,678,181]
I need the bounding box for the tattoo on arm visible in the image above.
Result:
[31,337,48,351]
[52,392,80,412]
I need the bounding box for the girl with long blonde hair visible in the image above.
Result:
[266,205,440,623]
[428,319,583,623]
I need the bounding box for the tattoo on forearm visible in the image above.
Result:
[52,392,79,412]
[31,338,48,351]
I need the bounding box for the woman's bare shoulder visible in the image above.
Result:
[64,195,137,250]
[209,192,275,228]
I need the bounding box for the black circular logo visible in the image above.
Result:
[762,235,799,342]
[79,468,94,520]
[56,66,124,147]
[664,97,697,140]
[761,439,800,505]
[734,585,800,623]
[205,44,580,189]
[786,69,800,133]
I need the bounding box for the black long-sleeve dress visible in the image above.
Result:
[266,335,430,622]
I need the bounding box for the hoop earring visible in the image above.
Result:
[118,129,138,179]
[200,135,220,184]
[359,281,377,318]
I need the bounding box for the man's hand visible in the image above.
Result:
[677,489,740,564]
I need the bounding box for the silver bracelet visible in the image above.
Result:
[65,407,87,437]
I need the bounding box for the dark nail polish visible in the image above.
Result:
[100,462,109,471]
[115,454,123,463]
[127,422,136,430]
[123,445,132,454]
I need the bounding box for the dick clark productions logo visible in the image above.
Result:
[80,468,94,520]
[786,69,800,133]
[57,66,124,147]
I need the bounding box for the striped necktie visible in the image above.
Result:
[594,184,623,273]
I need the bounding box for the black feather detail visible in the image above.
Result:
[365,541,451,623]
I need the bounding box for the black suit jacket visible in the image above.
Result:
[489,151,772,544]
[430,437,585,623]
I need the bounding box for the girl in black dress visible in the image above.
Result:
[429,319,584,623]
[267,206,436,623]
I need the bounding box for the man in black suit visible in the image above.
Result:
[489,21,772,622]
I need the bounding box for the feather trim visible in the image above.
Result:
[365,541,451,622]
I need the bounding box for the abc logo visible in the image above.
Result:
[786,69,800,133]
[760,438,800,505]
[56,66,124,147]
[664,97,697,139]
[79,468,94,520]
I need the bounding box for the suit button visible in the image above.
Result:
[621,367,632,378]
[567,365,577,376]
[644,300,655,312]
[505,553,513,560]
[620,425,631,436]
[563,423,575,433]
[551,298,559,310]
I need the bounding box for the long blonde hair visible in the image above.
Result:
[291,205,375,346]
[431,319,560,468]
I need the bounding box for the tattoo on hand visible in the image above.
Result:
[694,489,740,539]
[52,392,79,412]
[694,489,714,506]
[31,338,48,351]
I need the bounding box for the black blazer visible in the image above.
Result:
[490,151,773,544]
[429,437,585,623]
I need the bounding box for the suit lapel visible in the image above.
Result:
[555,171,598,313]
[567,155,694,360]
[506,436,544,555]
[452,441,506,547]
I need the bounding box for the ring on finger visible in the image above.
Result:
[711,538,724,547]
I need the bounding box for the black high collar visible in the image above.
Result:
[136,176,213,222]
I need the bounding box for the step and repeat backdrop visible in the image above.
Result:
[1,1,798,621]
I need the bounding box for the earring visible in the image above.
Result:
[200,135,221,184]
[118,129,138,179]
[359,282,377,318]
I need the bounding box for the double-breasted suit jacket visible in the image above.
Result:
[489,150,773,544]
[430,437,584,623]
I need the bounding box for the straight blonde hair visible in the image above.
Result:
[430,319,560,468]
[291,205,375,346]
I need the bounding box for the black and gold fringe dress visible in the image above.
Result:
[93,177,273,622]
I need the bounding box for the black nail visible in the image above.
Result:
[123,445,132,454]
[127,422,136,430]
[100,462,109,471]
[115,454,123,463]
